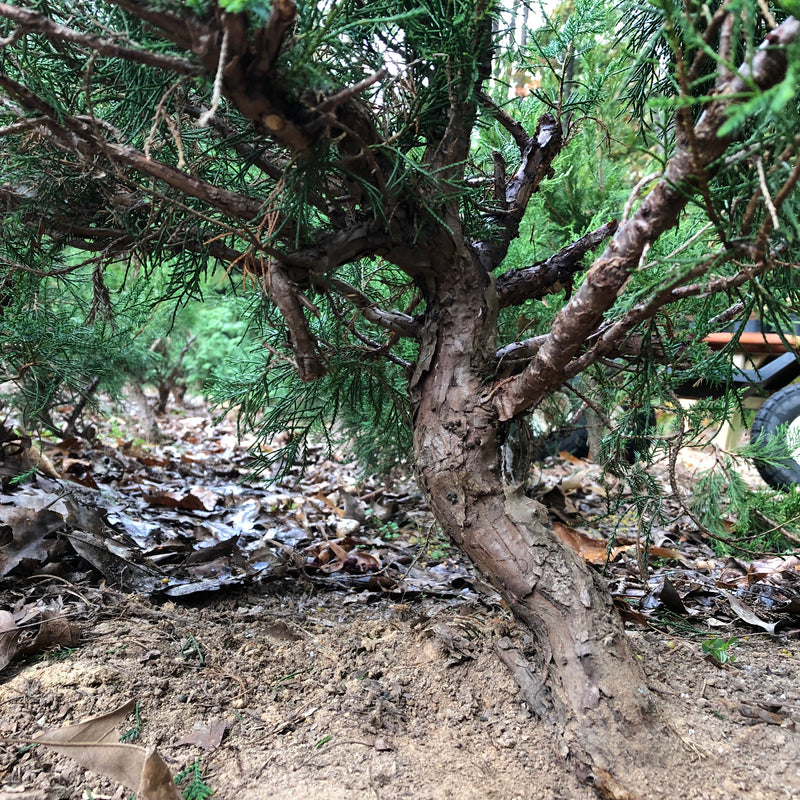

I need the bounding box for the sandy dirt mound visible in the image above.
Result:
[2,585,800,800]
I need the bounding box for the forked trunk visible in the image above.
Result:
[409,248,682,799]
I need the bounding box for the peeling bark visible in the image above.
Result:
[409,248,678,798]
[496,219,618,307]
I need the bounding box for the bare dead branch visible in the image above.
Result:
[477,92,529,150]
[756,157,781,229]
[666,258,773,301]
[496,219,618,307]
[315,69,389,114]
[769,147,800,215]
[492,15,800,421]
[196,13,232,126]
[708,301,747,329]
[0,3,201,75]
[473,113,563,272]
[325,277,421,338]
[266,261,326,382]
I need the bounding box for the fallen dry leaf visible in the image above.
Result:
[175,718,226,750]
[552,522,625,564]
[0,610,21,671]
[306,537,382,574]
[0,505,64,577]
[737,702,784,725]
[726,592,778,634]
[0,609,81,670]
[559,469,590,492]
[552,522,681,567]
[24,613,81,656]
[143,486,220,511]
[35,700,180,800]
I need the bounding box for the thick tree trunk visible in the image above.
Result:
[409,246,681,798]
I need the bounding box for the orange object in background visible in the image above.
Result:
[703,331,800,354]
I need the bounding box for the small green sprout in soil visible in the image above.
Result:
[702,637,738,665]
[175,758,214,800]
[119,700,141,743]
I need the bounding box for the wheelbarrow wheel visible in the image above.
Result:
[750,383,800,489]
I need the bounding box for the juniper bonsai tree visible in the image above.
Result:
[2,1,799,795]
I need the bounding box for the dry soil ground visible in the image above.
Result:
[2,584,800,800]
[2,399,800,799]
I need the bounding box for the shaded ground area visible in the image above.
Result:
[2,397,800,799]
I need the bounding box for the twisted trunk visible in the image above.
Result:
[409,246,679,798]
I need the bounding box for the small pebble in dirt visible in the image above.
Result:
[494,735,516,749]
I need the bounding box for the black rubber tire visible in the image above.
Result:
[750,383,800,489]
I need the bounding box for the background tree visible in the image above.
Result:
[1,0,799,794]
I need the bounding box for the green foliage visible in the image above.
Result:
[215,290,416,478]
[689,441,800,555]
[119,701,142,744]
[144,289,255,390]
[702,636,738,665]
[411,522,451,562]
[0,260,156,430]
[175,758,214,800]
[0,248,255,432]
[43,646,78,662]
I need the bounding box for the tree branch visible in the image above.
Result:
[181,103,348,224]
[496,219,618,307]
[0,3,201,75]
[249,0,297,79]
[110,0,315,154]
[564,252,732,378]
[325,291,412,369]
[492,15,800,421]
[109,0,398,224]
[472,114,563,272]
[324,277,421,338]
[266,260,326,382]
[478,92,530,150]
[0,72,268,222]
[314,69,389,114]
[179,234,326,381]
[492,335,548,378]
